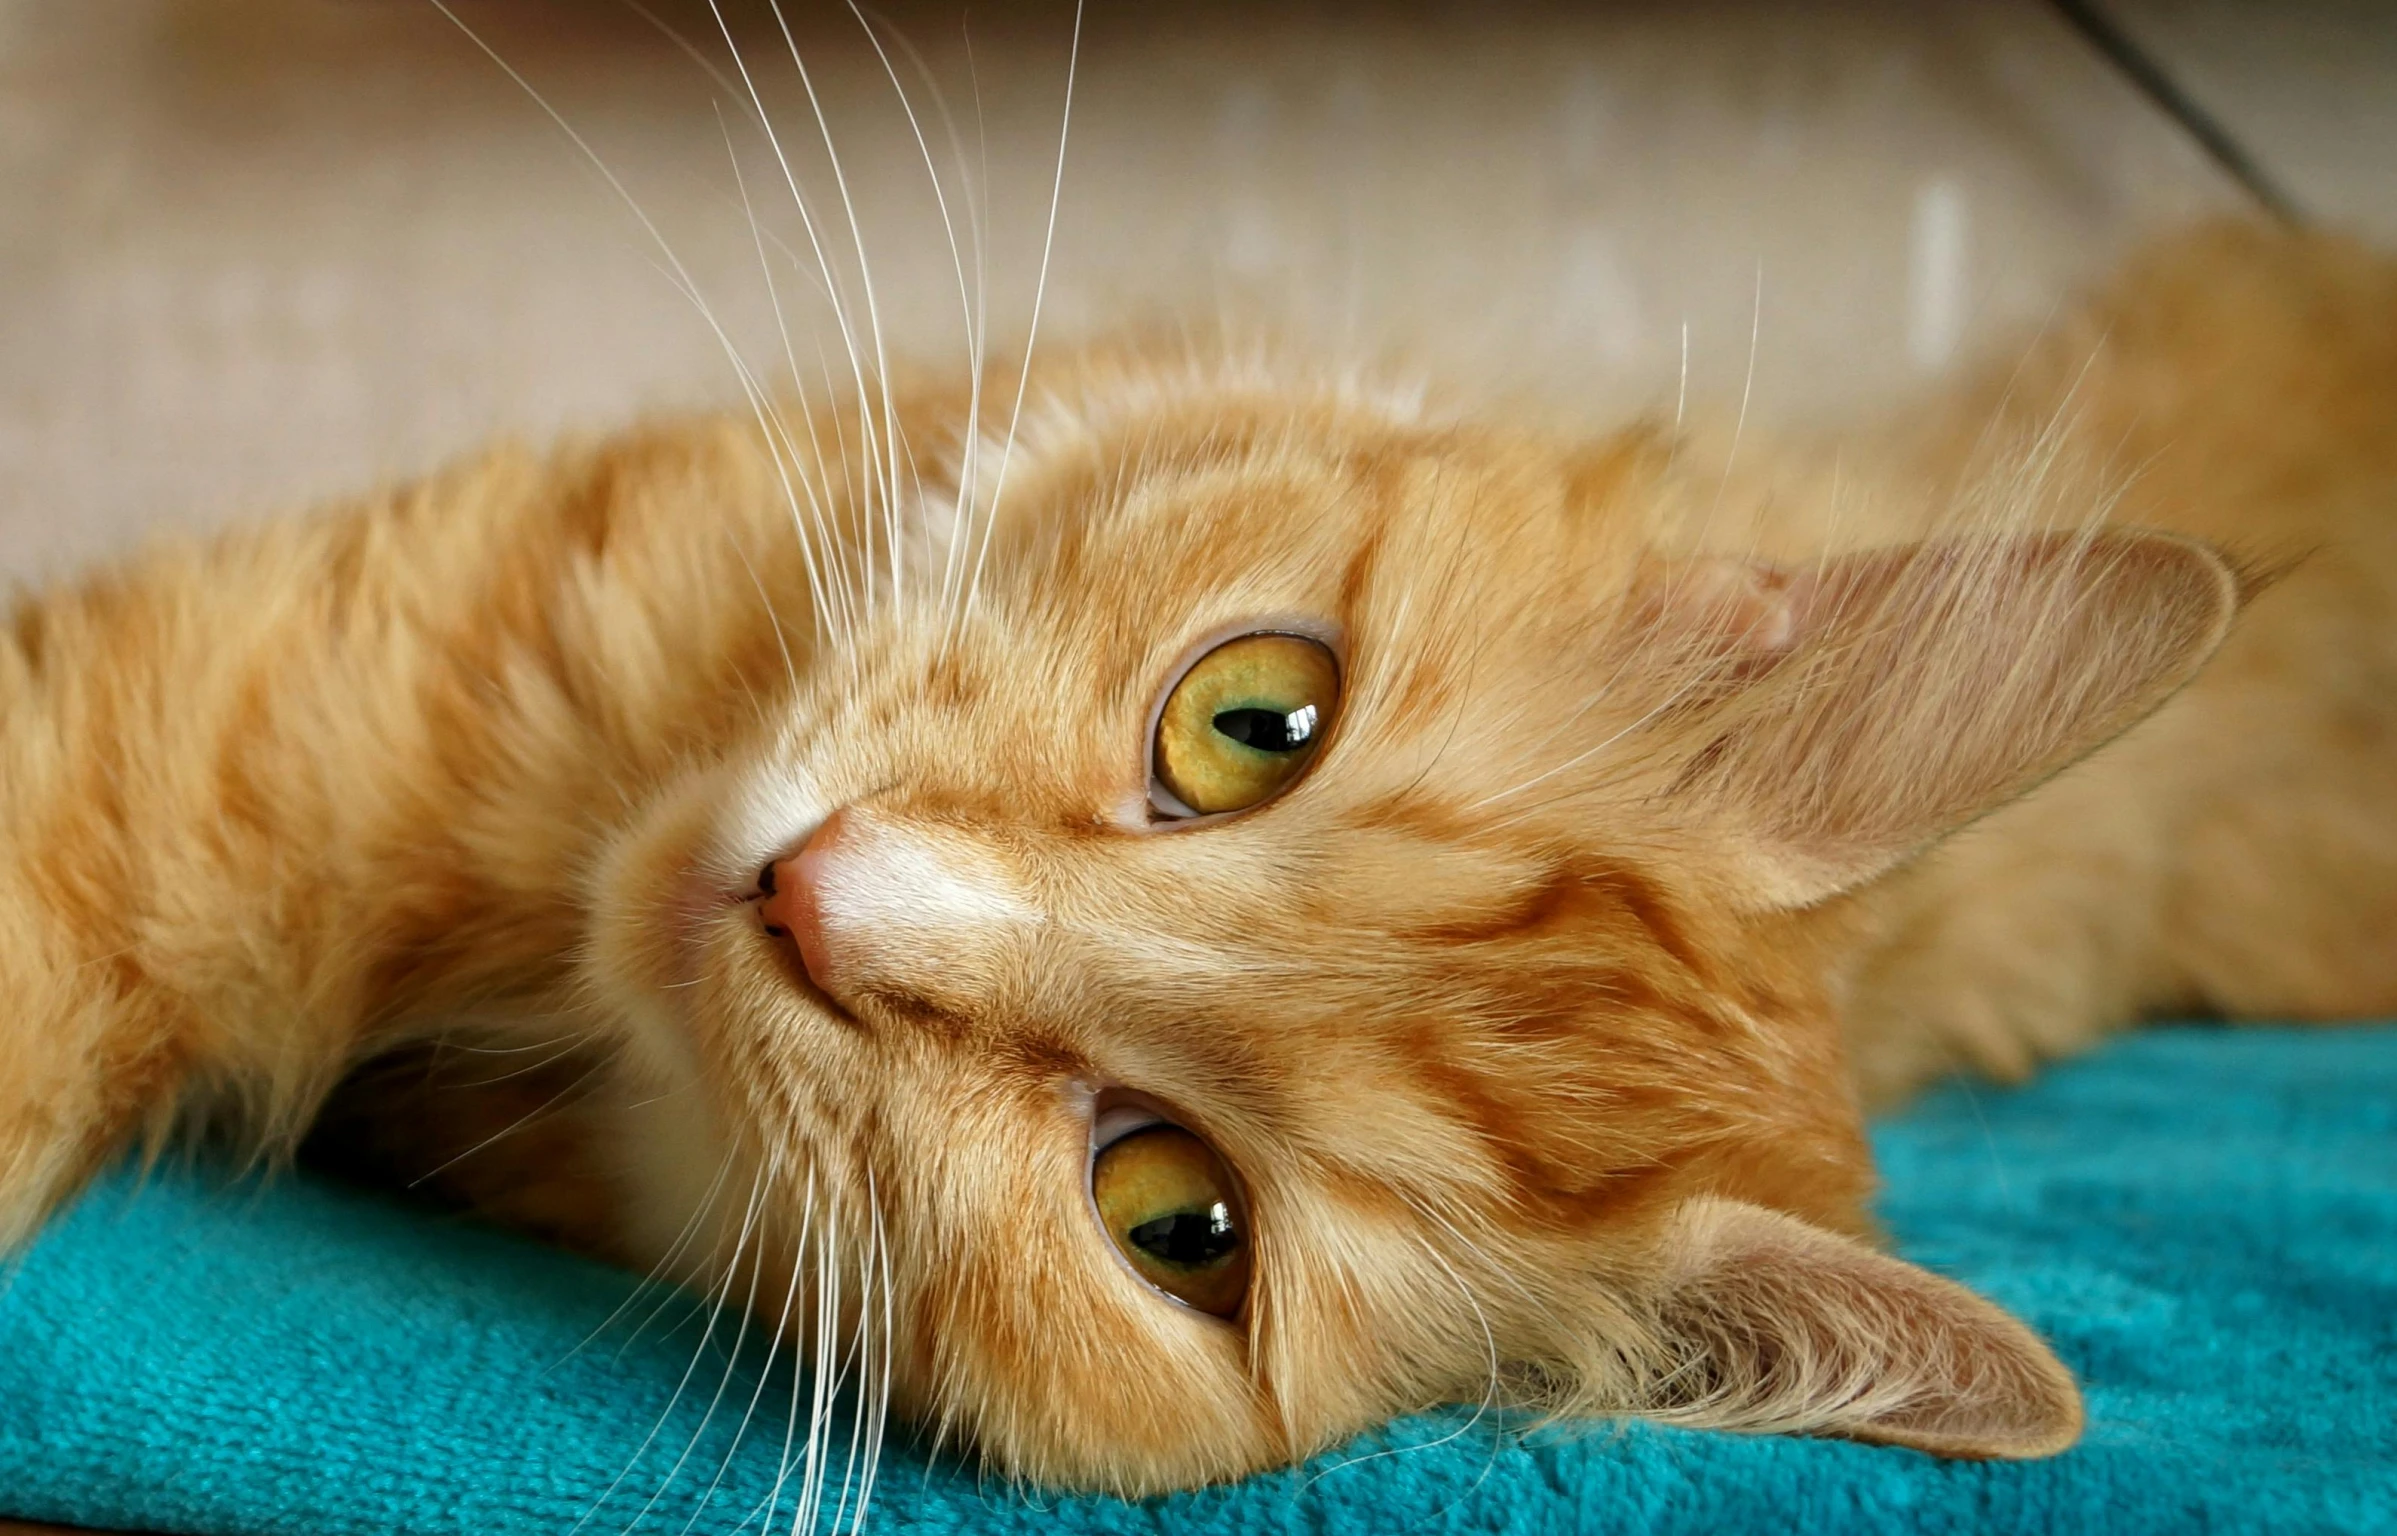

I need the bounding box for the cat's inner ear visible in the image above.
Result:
[1636,529,2244,908]
[1633,1197,2084,1459]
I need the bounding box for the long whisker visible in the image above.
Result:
[560,1148,734,1369]
[427,2,754,416]
[792,1177,842,1534]
[1695,257,1765,547]
[708,0,884,626]
[957,0,1083,639]
[575,1162,763,1535]
[851,1172,896,1534]
[766,0,908,607]
[847,3,983,624]
[644,1161,776,1536]
[615,0,858,322]
[1301,1230,1502,1491]
[826,1242,870,1535]
[428,1025,599,1089]
[869,10,992,626]
[955,22,994,643]
[679,1151,796,1536]
[824,1165,892,1535]
[718,105,851,650]
[402,1050,610,1188]
[647,233,859,656]
[732,530,807,703]
[756,1164,817,1534]
[631,0,871,642]
[1630,260,1763,721]
[426,0,863,675]
[1675,318,1690,432]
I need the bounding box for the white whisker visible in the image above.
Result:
[570,1150,735,1367]
[757,1164,818,1534]
[1302,1230,1501,1492]
[792,1177,842,1534]
[576,1164,762,1536]
[873,12,993,625]
[732,531,807,703]
[428,2,763,445]
[427,0,865,670]
[826,1166,892,1535]
[853,1172,896,1534]
[709,0,885,625]
[717,105,852,649]
[847,3,984,624]
[654,1163,778,1536]
[767,0,908,606]
[1697,257,1765,546]
[402,1052,607,1188]
[1675,317,1690,431]
[958,0,1083,639]
[681,1152,801,1535]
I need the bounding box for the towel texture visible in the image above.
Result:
[2,1024,2392,1535]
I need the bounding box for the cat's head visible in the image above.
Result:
[589,351,2240,1492]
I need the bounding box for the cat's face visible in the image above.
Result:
[588,356,2237,1491]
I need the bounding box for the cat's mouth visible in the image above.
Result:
[676,858,863,1030]
[653,866,867,1039]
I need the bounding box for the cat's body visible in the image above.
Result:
[1840,230,2397,1094]
[0,221,2390,1492]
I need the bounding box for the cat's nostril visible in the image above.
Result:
[756,855,808,948]
[756,857,810,951]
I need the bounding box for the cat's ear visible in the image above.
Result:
[1635,1197,2083,1459]
[1639,529,2244,908]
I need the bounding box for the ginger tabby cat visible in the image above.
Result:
[0,222,2390,1493]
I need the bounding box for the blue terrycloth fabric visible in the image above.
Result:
[2,1024,2392,1534]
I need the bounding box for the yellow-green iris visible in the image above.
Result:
[1153,633,1339,816]
[1090,1125,1251,1316]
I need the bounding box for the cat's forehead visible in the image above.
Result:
[975,392,1636,665]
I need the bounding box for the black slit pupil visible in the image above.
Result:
[1214,706,1312,752]
[1128,1205,1239,1270]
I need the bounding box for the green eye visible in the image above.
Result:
[1090,1125,1250,1317]
[1152,633,1340,816]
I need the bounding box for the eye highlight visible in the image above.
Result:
[1090,1124,1250,1317]
[1152,633,1340,817]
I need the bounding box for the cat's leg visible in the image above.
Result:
[1836,756,2183,1108]
[1842,665,2397,1105]
[0,911,205,1250]
[1850,224,2397,1105]
[2159,711,2397,1026]
[0,425,803,1256]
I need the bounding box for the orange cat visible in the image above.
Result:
[1,222,2390,1494]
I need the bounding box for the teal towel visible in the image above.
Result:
[3,1025,2392,1534]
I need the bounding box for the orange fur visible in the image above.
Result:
[0,221,2388,1493]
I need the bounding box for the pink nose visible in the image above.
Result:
[758,808,851,994]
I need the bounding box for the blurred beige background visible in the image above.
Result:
[0,0,2388,585]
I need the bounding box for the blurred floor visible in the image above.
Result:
[0,1,2381,583]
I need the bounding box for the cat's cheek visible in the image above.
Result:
[922,1163,1284,1489]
